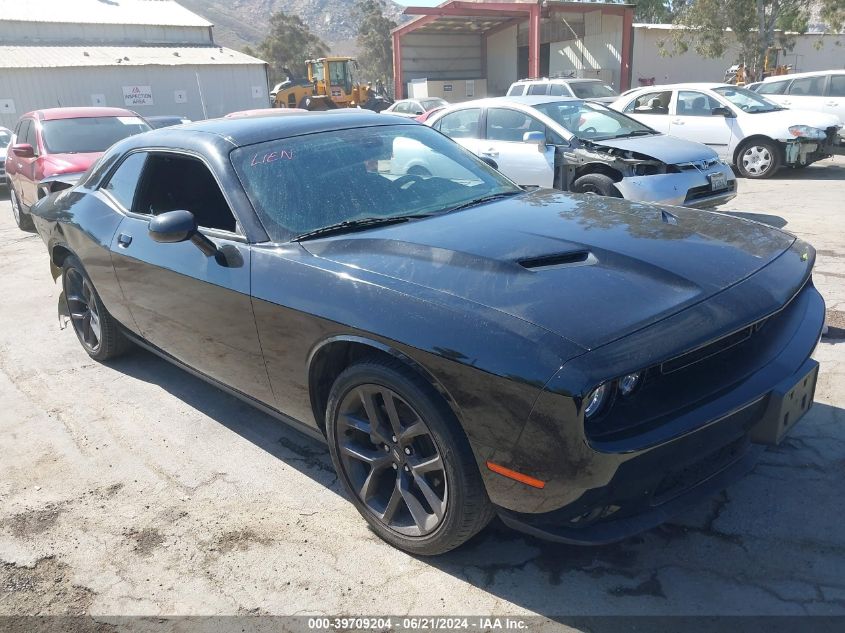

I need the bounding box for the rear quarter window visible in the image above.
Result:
[507,84,526,96]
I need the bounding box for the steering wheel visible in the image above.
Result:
[393,174,423,190]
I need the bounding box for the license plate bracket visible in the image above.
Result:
[708,171,728,191]
[749,361,819,446]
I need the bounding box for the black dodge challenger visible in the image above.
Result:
[28,110,824,555]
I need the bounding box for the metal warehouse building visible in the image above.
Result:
[392,0,635,100]
[0,0,269,129]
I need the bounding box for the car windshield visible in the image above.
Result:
[231,124,520,241]
[569,82,618,99]
[0,130,11,148]
[421,98,447,111]
[712,86,782,113]
[41,116,150,153]
[531,100,656,141]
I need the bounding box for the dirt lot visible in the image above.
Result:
[1,157,844,627]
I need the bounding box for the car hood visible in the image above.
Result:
[42,152,102,175]
[590,133,718,164]
[302,190,795,350]
[749,108,841,130]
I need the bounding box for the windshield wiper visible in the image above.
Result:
[293,214,430,241]
[443,191,520,214]
[608,130,656,139]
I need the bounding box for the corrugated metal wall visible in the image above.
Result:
[400,33,483,81]
[0,64,270,128]
[0,21,211,45]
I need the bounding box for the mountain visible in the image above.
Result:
[178,0,406,55]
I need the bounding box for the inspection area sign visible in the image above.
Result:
[123,85,154,106]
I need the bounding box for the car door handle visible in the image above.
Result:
[481,150,499,157]
[826,101,838,106]
[117,233,132,248]
[671,119,684,125]
[781,100,791,105]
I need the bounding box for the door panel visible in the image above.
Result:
[110,216,274,405]
[671,90,734,157]
[483,107,554,187]
[826,75,845,127]
[778,75,827,113]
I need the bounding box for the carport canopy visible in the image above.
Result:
[392,1,635,99]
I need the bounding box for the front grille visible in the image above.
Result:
[651,435,749,506]
[661,317,768,374]
[684,180,736,202]
[674,157,721,171]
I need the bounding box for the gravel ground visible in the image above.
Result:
[0,157,843,628]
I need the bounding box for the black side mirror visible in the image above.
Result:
[712,106,734,118]
[414,110,424,115]
[480,156,499,170]
[148,209,218,256]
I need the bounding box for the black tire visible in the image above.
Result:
[326,359,494,555]
[735,139,781,179]
[61,255,131,361]
[10,186,35,232]
[572,173,621,197]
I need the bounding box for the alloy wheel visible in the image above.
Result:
[741,145,773,176]
[64,268,102,353]
[336,384,448,537]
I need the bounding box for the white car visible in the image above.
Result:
[754,70,845,144]
[0,126,10,187]
[399,96,737,208]
[611,83,841,178]
[506,78,619,104]
[383,98,448,118]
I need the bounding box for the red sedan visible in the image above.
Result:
[6,107,150,231]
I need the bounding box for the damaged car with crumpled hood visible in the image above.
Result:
[413,96,737,208]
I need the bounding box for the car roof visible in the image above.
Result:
[25,107,141,121]
[442,96,580,109]
[624,83,729,93]
[120,109,416,151]
[762,69,845,82]
[514,77,605,84]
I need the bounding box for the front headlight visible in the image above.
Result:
[788,125,826,140]
[584,383,609,418]
[618,372,642,396]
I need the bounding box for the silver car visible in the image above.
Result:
[413,96,737,208]
[0,127,11,188]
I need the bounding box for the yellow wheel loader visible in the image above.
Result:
[273,57,392,112]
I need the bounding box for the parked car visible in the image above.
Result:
[507,78,619,104]
[6,107,150,231]
[752,70,845,146]
[28,111,823,555]
[0,127,12,187]
[144,115,192,129]
[383,98,448,118]
[611,83,841,178]
[413,96,736,207]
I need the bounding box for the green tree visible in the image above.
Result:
[355,0,397,85]
[635,0,671,23]
[662,0,844,79]
[256,11,328,82]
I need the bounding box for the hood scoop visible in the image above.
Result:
[518,250,595,271]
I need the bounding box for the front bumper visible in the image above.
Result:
[614,163,736,208]
[498,356,818,544]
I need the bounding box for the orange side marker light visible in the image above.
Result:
[486,461,546,489]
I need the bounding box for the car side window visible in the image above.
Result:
[133,153,238,233]
[756,80,789,95]
[16,119,30,146]
[676,91,722,116]
[486,108,545,142]
[394,102,409,114]
[828,76,845,97]
[549,84,569,96]
[788,76,825,96]
[23,120,38,152]
[527,83,548,95]
[102,152,148,211]
[625,90,671,115]
[437,109,481,138]
[506,84,525,96]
